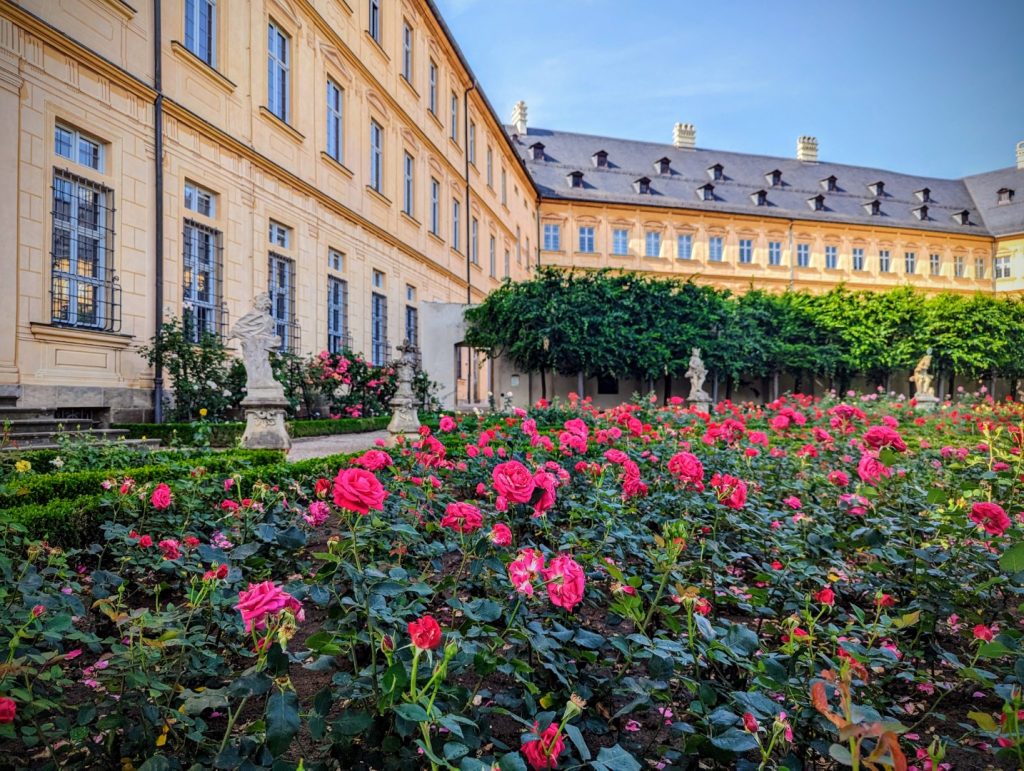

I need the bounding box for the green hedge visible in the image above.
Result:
[112,416,410,446]
[0,449,284,509]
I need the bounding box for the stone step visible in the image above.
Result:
[0,437,163,453]
[2,418,99,435]
[0,428,130,448]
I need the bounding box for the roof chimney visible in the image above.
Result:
[1017,140,1024,170]
[673,122,696,150]
[511,100,528,137]
[797,135,819,162]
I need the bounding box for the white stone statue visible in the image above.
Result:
[913,349,939,411]
[231,293,286,403]
[686,347,711,403]
[387,340,421,442]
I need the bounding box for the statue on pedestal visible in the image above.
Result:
[686,347,712,407]
[387,340,422,443]
[912,348,939,411]
[230,293,291,449]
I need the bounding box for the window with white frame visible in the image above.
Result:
[879,249,891,273]
[796,243,810,268]
[368,0,381,44]
[645,230,661,257]
[708,235,724,262]
[371,289,388,366]
[852,247,865,271]
[486,146,493,187]
[612,229,629,256]
[429,178,440,235]
[267,21,289,122]
[184,181,215,217]
[579,226,595,253]
[328,248,344,272]
[184,0,216,66]
[428,60,437,114]
[327,276,348,353]
[904,251,916,274]
[405,302,419,349]
[954,255,965,278]
[401,21,413,81]
[470,217,479,264]
[975,257,986,279]
[182,219,221,341]
[268,220,290,248]
[500,168,507,206]
[402,152,414,216]
[739,238,753,264]
[543,223,561,251]
[326,79,343,163]
[516,226,522,263]
[55,124,102,171]
[929,253,941,276]
[369,120,383,193]
[489,235,496,276]
[995,256,1012,279]
[677,233,692,260]
[268,253,296,353]
[504,248,510,278]
[768,240,782,266]
[825,245,838,270]
[450,92,458,143]
[468,121,476,165]
[452,199,460,251]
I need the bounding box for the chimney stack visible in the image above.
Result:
[797,135,819,162]
[511,100,528,137]
[673,122,696,150]
[1017,140,1024,170]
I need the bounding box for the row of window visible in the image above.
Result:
[542,224,997,278]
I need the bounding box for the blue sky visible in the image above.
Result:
[433,0,1024,179]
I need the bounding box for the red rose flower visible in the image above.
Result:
[333,468,386,515]
[742,712,760,733]
[492,461,537,504]
[440,502,483,534]
[408,615,442,650]
[814,586,835,606]
[969,502,1011,537]
[150,483,172,510]
[521,722,566,770]
[0,697,16,724]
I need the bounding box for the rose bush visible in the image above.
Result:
[1,391,1024,768]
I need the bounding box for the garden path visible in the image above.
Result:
[286,430,389,461]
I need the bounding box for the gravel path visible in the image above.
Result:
[286,430,389,461]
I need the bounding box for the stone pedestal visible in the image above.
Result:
[915,393,940,412]
[387,340,422,445]
[688,394,713,412]
[240,398,291,449]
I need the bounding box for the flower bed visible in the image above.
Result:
[1,394,1023,769]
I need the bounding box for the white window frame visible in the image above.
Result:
[267,21,290,122]
[429,178,440,235]
[268,220,291,248]
[852,247,865,271]
[369,120,383,193]
[825,244,837,270]
[708,235,724,262]
[452,199,461,251]
[796,243,810,268]
[54,124,103,171]
[184,0,216,66]
[401,21,413,81]
[326,79,343,163]
[645,230,661,258]
[578,226,595,253]
[368,0,381,43]
[739,238,753,264]
[543,223,561,252]
[402,152,414,216]
[184,181,215,218]
[768,241,782,266]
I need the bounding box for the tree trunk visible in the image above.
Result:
[712,372,720,403]
[541,369,547,400]
[664,376,672,404]
[948,372,955,399]
[577,371,584,399]
[725,375,733,401]
[772,372,780,401]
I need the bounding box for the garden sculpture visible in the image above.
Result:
[231,293,292,449]
[686,347,712,407]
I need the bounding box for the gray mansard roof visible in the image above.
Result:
[510,127,1024,238]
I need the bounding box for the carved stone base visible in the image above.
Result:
[915,393,940,412]
[240,399,291,450]
[387,403,421,445]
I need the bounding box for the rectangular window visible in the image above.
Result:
[543,223,561,251]
[852,247,865,271]
[708,236,723,262]
[879,249,891,273]
[677,233,692,260]
[402,152,414,216]
[452,199,461,251]
[55,124,102,171]
[184,0,216,66]
[825,245,838,270]
[372,269,384,289]
[429,178,440,235]
[929,253,941,276]
[579,226,595,253]
[369,120,383,193]
[645,230,661,257]
[50,171,117,330]
[612,229,629,256]
[368,0,381,43]
[739,238,753,264]
[954,255,965,278]
[328,248,344,272]
[904,251,916,274]
[267,21,289,122]
[501,169,507,206]
[267,253,296,353]
[489,235,496,277]
[486,147,493,187]
[405,303,419,348]
[268,220,290,248]
[428,60,437,114]
[182,219,222,341]
[768,241,782,266]
[468,121,476,165]
[401,22,413,81]
[995,256,1011,279]
[975,257,986,279]
[470,217,479,264]
[184,181,215,217]
[797,243,810,268]
[326,79,343,162]
[504,248,510,278]
[450,92,459,142]
[371,291,388,366]
[327,276,348,353]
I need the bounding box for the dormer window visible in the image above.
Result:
[529,142,545,161]
[868,181,885,197]
[592,150,608,168]
[864,199,882,216]
[821,175,838,192]
[808,194,826,212]
[752,189,768,206]
[953,209,971,225]
[765,169,782,187]
[913,205,929,221]
[634,177,651,195]
[567,171,584,189]
[698,183,715,201]
[655,157,671,175]
[707,163,724,181]
[915,187,931,203]
[998,187,1015,205]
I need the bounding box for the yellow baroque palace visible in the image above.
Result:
[1,0,1022,418]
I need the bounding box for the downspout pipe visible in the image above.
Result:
[463,81,476,402]
[153,0,165,422]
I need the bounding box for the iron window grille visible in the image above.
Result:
[182,219,225,341]
[371,291,389,366]
[268,252,300,353]
[327,276,350,354]
[50,169,120,332]
[405,304,419,349]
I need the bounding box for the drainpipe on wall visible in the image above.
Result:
[787,219,795,291]
[463,81,476,403]
[535,205,541,268]
[152,0,165,423]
